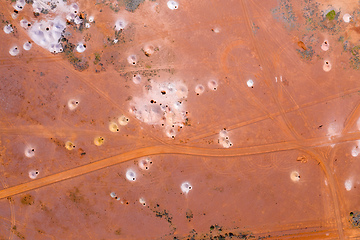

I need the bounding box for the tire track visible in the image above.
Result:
[1,131,360,199]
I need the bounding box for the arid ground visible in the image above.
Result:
[1,0,360,239]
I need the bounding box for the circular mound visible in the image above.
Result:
[167,1,179,10]
[138,157,152,170]
[127,55,137,65]
[126,169,136,181]
[109,122,120,132]
[24,147,35,158]
[321,40,329,51]
[323,61,332,72]
[67,99,80,110]
[343,13,351,23]
[23,41,32,51]
[166,128,176,139]
[94,137,105,146]
[133,74,141,84]
[290,171,300,182]
[143,44,155,57]
[3,24,13,34]
[28,170,39,179]
[181,182,192,194]
[247,79,254,88]
[115,19,127,31]
[20,19,30,29]
[76,43,86,53]
[118,115,130,126]
[65,141,76,150]
[9,46,19,56]
[208,80,218,91]
[139,197,146,206]
[195,84,205,95]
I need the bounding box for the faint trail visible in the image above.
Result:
[301,148,345,240]
[0,107,27,240]
[240,0,303,140]
[272,42,328,97]
[186,87,360,143]
[246,0,348,235]
[251,225,338,240]
[220,39,244,75]
[1,131,360,199]
[0,214,55,240]
[188,220,338,239]
[217,38,292,139]
[250,0,327,98]
[0,142,15,240]
[254,152,279,170]
[219,39,276,123]
[115,65,178,74]
[218,38,299,141]
[0,125,116,138]
[0,57,64,67]
[342,101,360,134]
[277,82,313,136]
[217,1,303,142]
[202,157,236,175]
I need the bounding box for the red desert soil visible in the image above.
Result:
[0,0,360,239]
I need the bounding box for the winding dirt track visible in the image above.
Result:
[1,131,359,200]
